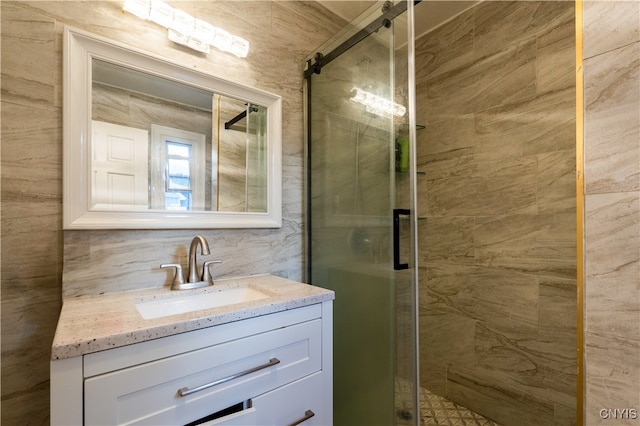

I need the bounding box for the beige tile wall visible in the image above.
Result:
[416,2,577,425]
[3,0,639,424]
[1,1,342,422]
[583,1,640,424]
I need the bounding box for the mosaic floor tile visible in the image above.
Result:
[420,387,500,426]
[395,378,500,426]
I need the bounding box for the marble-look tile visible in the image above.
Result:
[517,330,577,399]
[417,113,475,158]
[424,264,540,340]
[419,216,474,265]
[537,149,577,214]
[0,386,51,426]
[585,191,640,277]
[472,323,576,412]
[536,9,576,94]
[585,191,640,340]
[63,219,303,297]
[585,332,640,425]
[586,261,640,341]
[584,41,640,194]
[425,38,537,116]
[473,1,572,61]
[474,213,576,279]
[427,166,538,216]
[583,0,640,60]
[419,308,476,395]
[538,276,578,333]
[1,296,61,393]
[474,323,538,373]
[0,2,59,107]
[1,7,64,421]
[415,2,577,424]
[474,88,575,161]
[415,8,475,82]
[554,403,577,426]
[447,366,556,426]
[1,103,62,199]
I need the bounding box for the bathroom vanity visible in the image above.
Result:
[50,275,334,425]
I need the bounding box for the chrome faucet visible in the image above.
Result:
[188,236,210,283]
[161,236,222,290]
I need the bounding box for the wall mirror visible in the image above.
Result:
[63,27,282,229]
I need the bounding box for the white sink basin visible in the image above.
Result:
[135,286,271,320]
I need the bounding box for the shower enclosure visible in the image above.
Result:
[304,1,420,425]
[306,1,578,425]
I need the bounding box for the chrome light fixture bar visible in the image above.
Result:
[350,87,407,118]
[123,0,249,57]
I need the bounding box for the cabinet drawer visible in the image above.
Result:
[84,319,321,425]
[251,372,328,425]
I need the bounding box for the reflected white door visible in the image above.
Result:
[91,121,149,210]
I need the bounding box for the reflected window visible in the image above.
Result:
[165,141,192,210]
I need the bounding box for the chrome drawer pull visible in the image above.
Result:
[178,358,281,397]
[288,410,315,426]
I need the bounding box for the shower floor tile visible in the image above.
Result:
[420,388,500,426]
[395,378,500,426]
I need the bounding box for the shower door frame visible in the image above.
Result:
[303,1,420,424]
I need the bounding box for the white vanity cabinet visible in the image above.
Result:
[51,302,333,426]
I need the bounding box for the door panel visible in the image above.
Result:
[91,120,149,210]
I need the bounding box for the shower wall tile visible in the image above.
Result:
[554,404,578,426]
[424,264,539,340]
[447,366,556,426]
[583,0,640,60]
[420,216,474,265]
[537,150,577,214]
[538,276,578,333]
[536,8,576,94]
[415,9,475,82]
[474,88,575,161]
[584,41,640,194]
[474,324,539,373]
[416,1,576,424]
[419,308,476,396]
[474,213,576,279]
[427,170,538,216]
[425,38,537,116]
[473,0,571,61]
[418,113,475,156]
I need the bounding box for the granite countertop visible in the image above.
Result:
[51,274,334,360]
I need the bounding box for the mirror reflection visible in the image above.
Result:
[91,59,268,213]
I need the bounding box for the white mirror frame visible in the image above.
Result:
[63,26,282,229]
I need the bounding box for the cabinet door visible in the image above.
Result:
[251,372,327,426]
[84,319,321,425]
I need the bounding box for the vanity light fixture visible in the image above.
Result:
[350,87,407,118]
[122,0,250,57]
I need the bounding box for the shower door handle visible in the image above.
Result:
[393,208,410,270]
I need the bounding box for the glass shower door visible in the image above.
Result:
[305,2,418,424]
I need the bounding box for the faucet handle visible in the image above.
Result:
[161,263,185,289]
[202,260,222,284]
